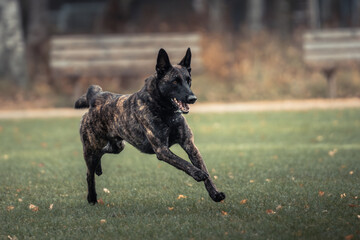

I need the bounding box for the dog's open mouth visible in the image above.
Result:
[171,98,190,114]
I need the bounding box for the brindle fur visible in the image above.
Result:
[75,48,225,204]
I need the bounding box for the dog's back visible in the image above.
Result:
[75,85,119,109]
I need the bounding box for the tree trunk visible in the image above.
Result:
[27,0,51,85]
[274,0,291,37]
[208,0,225,33]
[247,0,264,33]
[0,0,28,87]
[308,0,320,29]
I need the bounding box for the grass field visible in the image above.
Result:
[1,109,360,239]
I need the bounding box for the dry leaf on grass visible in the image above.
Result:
[168,207,174,211]
[49,204,54,210]
[7,206,14,211]
[345,234,354,240]
[221,211,228,216]
[240,199,248,205]
[340,193,346,199]
[328,148,337,157]
[318,191,325,197]
[29,204,39,212]
[97,198,105,205]
[103,188,110,194]
[266,209,276,214]
[100,219,106,224]
[177,194,187,200]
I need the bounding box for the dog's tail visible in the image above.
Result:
[74,85,103,109]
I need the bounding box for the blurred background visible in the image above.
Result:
[1,0,360,108]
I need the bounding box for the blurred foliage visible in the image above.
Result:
[1,32,360,108]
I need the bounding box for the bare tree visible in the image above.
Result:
[208,0,225,32]
[0,0,28,86]
[27,0,51,85]
[247,0,264,33]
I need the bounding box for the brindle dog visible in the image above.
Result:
[75,48,225,204]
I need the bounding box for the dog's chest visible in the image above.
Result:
[164,113,184,127]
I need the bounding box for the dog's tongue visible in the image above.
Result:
[180,102,189,112]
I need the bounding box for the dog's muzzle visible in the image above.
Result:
[171,95,197,114]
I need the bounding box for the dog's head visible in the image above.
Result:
[155,48,196,114]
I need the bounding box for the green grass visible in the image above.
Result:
[1,109,360,239]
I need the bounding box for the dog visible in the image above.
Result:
[75,48,225,204]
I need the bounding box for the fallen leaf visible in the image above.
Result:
[7,205,14,211]
[341,193,346,199]
[276,205,282,210]
[357,215,360,219]
[18,198,23,202]
[249,180,255,183]
[318,191,325,197]
[316,135,324,142]
[221,211,228,216]
[177,194,187,200]
[266,209,276,214]
[3,154,9,160]
[41,142,48,148]
[49,204,54,210]
[29,204,39,212]
[97,198,104,205]
[168,207,174,211]
[349,171,354,175]
[265,179,271,182]
[7,235,18,240]
[213,175,218,180]
[328,148,337,157]
[240,199,248,205]
[345,234,354,240]
[103,188,110,194]
[38,163,44,167]
[100,219,106,224]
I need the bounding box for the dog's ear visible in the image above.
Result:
[156,48,171,76]
[179,48,191,73]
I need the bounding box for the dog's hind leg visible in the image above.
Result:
[102,138,125,154]
[84,151,102,204]
[96,139,125,176]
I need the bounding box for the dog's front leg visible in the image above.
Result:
[141,122,208,181]
[155,146,209,182]
[180,131,226,202]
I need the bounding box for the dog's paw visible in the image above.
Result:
[95,167,102,176]
[193,169,209,182]
[87,194,97,205]
[211,192,226,202]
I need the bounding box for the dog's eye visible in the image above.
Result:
[172,78,181,85]
[186,78,191,87]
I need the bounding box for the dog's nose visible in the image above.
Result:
[187,95,197,104]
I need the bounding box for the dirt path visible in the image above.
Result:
[0,98,359,119]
